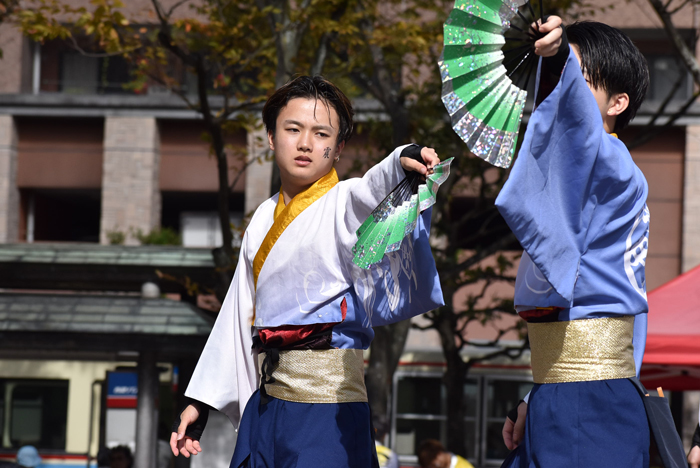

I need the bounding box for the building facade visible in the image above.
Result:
[1,0,700,466]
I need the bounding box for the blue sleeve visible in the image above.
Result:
[496,47,614,304]
[352,208,444,327]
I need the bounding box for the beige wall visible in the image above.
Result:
[683,126,700,272]
[625,128,685,290]
[567,0,694,29]
[0,359,116,455]
[100,117,160,245]
[0,24,26,94]
[0,115,19,243]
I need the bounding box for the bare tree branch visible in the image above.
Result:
[445,232,517,275]
[229,154,259,192]
[65,35,133,57]
[648,0,700,84]
[629,90,700,149]
[166,0,190,18]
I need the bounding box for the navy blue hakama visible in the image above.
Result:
[230,390,380,468]
[502,379,649,468]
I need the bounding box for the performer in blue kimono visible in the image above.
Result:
[496,17,651,468]
[168,76,444,468]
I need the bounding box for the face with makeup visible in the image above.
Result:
[268,97,345,203]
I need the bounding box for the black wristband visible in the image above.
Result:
[400,144,425,175]
[692,423,700,448]
[535,18,569,107]
[506,400,526,423]
[171,398,211,441]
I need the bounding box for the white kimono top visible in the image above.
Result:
[186,145,444,427]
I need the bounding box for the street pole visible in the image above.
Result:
[135,350,158,468]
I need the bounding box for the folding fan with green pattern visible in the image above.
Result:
[352,159,453,269]
[439,0,545,168]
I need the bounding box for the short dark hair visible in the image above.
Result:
[262,75,354,145]
[566,21,649,132]
[417,439,446,467]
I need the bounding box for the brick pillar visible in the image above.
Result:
[683,126,700,272]
[0,25,25,94]
[244,125,274,214]
[0,115,19,243]
[100,117,160,245]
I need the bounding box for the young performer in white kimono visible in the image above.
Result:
[497,18,651,468]
[169,76,444,467]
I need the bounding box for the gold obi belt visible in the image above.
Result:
[257,348,368,404]
[527,316,636,384]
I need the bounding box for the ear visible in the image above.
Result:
[267,130,275,151]
[333,141,345,164]
[607,92,629,117]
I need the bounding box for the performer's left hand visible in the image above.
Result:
[170,404,203,458]
[502,400,527,450]
[689,445,700,468]
[400,147,440,175]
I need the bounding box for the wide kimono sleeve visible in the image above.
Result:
[495,46,643,305]
[184,230,259,429]
[341,146,444,326]
[343,145,409,234]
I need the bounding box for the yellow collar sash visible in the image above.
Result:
[252,168,339,291]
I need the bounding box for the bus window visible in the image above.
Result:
[0,380,69,451]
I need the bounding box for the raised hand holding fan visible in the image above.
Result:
[439,0,546,168]
[352,157,452,270]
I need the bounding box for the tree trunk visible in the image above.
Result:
[434,299,468,456]
[366,109,412,427]
[366,319,412,427]
[194,58,235,301]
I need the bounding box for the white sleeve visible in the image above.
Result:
[342,144,411,236]
[185,231,259,430]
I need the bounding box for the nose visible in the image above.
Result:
[298,131,312,152]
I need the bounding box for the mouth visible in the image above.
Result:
[294,156,312,166]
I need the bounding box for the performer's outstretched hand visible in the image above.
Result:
[533,16,563,58]
[400,146,440,175]
[502,401,527,450]
[170,404,203,458]
[689,445,700,468]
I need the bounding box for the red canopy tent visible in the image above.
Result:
[641,263,700,391]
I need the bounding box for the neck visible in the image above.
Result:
[279,168,335,204]
[603,115,616,134]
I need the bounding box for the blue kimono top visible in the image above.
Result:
[495,46,650,374]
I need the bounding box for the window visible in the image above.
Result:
[645,55,692,103]
[482,377,532,464]
[161,192,244,248]
[21,189,101,243]
[391,372,533,466]
[39,40,133,94]
[393,373,479,463]
[0,380,69,450]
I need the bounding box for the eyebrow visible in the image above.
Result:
[282,119,334,132]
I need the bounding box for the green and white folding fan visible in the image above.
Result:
[352,159,453,269]
[439,0,545,168]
